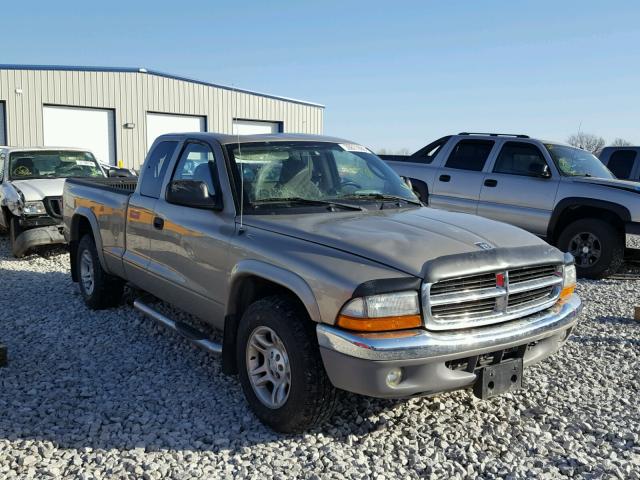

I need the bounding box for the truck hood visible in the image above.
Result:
[10,178,66,201]
[244,207,548,277]
[571,176,640,193]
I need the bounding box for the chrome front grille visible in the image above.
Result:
[423,264,563,330]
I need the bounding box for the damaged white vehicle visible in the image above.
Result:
[0,147,106,257]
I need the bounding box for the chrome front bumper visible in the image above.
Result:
[317,294,582,398]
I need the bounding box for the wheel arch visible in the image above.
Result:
[547,197,629,244]
[408,177,429,204]
[69,208,108,282]
[222,260,321,374]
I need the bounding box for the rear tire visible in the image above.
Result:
[76,234,124,309]
[9,216,24,257]
[236,295,339,433]
[557,218,624,279]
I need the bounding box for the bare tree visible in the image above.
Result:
[610,138,633,147]
[567,132,606,155]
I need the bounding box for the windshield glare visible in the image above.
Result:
[9,151,104,180]
[545,144,613,179]
[227,142,418,211]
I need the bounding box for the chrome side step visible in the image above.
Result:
[133,299,222,354]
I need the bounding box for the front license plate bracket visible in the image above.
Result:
[473,358,523,399]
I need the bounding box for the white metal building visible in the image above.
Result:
[0,65,324,168]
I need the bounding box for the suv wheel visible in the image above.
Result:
[557,218,623,279]
[236,295,339,433]
[76,234,124,309]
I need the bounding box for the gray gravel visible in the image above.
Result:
[0,235,639,479]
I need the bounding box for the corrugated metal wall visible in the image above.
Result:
[0,68,324,168]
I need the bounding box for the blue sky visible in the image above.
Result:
[1,0,639,151]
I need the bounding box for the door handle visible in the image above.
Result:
[484,179,498,187]
[439,174,451,182]
[153,216,165,230]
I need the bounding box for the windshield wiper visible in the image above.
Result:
[339,193,422,206]
[252,197,363,211]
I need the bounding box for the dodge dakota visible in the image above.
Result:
[63,133,582,432]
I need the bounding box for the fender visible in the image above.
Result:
[226,259,321,323]
[0,182,23,223]
[547,197,631,239]
[70,207,110,273]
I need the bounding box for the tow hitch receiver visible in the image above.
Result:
[473,358,523,399]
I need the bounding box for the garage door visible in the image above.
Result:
[0,102,6,145]
[43,106,116,165]
[146,113,206,151]
[232,119,281,135]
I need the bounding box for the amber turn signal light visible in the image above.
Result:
[336,314,423,332]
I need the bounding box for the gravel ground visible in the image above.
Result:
[0,235,639,479]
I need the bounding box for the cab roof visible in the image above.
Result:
[158,132,359,147]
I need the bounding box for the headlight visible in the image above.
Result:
[337,290,422,332]
[22,201,47,216]
[559,264,576,301]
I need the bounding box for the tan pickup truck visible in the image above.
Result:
[63,133,582,432]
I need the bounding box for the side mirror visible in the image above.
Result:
[401,176,413,189]
[166,180,222,210]
[529,162,551,178]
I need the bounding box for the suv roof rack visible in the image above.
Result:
[458,132,530,138]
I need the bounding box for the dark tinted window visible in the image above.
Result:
[445,139,494,171]
[171,142,217,195]
[139,141,178,198]
[493,142,548,176]
[607,150,637,179]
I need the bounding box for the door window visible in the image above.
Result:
[607,150,637,179]
[493,142,549,176]
[444,140,494,171]
[139,141,179,198]
[172,142,217,195]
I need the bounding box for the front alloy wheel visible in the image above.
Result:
[557,218,624,279]
[568,232,602,267]
[246,326,291,409]
[236,295,340,433]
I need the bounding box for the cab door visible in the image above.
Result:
[123,140,179,285]
[143,140,235,329]
[430,138,495,214]
[478,141,560,236]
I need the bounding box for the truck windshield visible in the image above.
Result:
[544,144,614,179]
[9,150,104,180]
[226,141,418,212]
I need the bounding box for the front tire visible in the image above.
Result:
[236,295,339,433]
[557,218,624,279]
[76,234,124,309]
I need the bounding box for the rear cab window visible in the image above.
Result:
[493,142,549,176]
[402,136,451,164]
[139,141,179,198]
[606,150,637,179]
[444,139,494,171]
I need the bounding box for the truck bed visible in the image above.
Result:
[65,177,138,194]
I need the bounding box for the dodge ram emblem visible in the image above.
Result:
[475,242,494,250]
